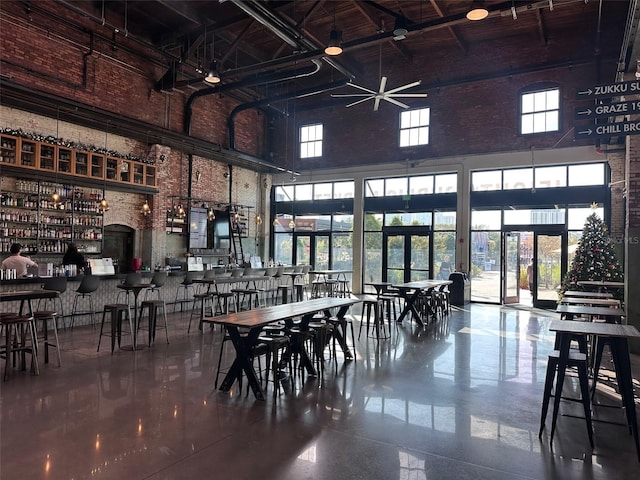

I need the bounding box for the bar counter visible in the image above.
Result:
[0,271,188,327]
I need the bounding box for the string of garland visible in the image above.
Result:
[0,127,154,165]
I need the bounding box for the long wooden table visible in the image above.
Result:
[559,297,620,307]
[555,304,625,322]
[563,290,613,299]
[393,280,452,327]
[203,297,361,400]
[547,320,640,461]
[1,289,60,316]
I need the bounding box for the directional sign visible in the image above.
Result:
[576,79,640,99]
[575,100,640,120]
[574,120,640,140]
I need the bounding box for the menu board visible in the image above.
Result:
[189,207,208,249]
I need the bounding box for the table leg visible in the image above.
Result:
[609,337,640,461]
[549,332,572,445]
[219,326,266,400]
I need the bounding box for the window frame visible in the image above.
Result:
[399,107,430,147]
[299,123,324,159]
[519,84,561,135]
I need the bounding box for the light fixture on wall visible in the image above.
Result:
[141,198,151,216]
[255,213,263,225]
[176,203,186,219]
[207,207,215,221]
[466,1,488,21]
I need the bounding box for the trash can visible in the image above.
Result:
[448,272,470,306]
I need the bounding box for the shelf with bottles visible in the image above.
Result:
[38,239,68,254]
[119,159,131,182]
[74,151,89,176]
[0,135,18,164]
[0,239,38,255]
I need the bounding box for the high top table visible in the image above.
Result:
[555,304,625,323]
[559,297,621,307]
[547,319,640,461]
[563,290,614,299]
[1,289,60,316]
[393,280,452,327]
[203,297,361,400]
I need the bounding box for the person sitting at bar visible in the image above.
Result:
[1,243,38,277]
[62,243,87,272]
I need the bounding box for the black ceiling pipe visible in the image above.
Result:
[228,79,349,150]
[183,63,322,135]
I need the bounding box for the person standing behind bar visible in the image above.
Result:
[63,243,86,272]
[1,243,38,276]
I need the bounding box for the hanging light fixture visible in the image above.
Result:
[273,216,280,227]
[204,61,221,84]
[203,26,221,84]
[288,218,296,230]
[98,124,110,213]
[52,108,62,207]
[466,1,488,21]
[325,28,343,56]
[141,198,151,216]
[207,207,215,221]
[325,5,342,56]
[176,203,186,219]
[392,15,409,41]
[255,213,263,225]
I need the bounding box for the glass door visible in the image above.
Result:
[293,233,329,269]
[382,228,432,284]
[502,232,520,304]
[534,232,565,309]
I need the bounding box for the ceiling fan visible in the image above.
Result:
[331,76,428,111]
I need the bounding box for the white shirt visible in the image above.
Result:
[1,254,37,277]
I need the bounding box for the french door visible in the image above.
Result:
[502,232,520,304]
[533,231,566,309]
[382,227,432,283]
[293,233,330,269]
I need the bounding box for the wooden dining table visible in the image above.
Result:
[1,289,60,316]
[559,297,621,307]
[555,304,625,322]
[393,279,452,327]
[562,290,613,299]
[203,296,361,400]
[547,319,640,461]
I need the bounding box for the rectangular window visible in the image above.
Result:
[409,175,434,194]
[300,123,323,158]
[333,181,354,199]
[385,177,408,196]
[294,184,312,201]
[435,173,457,194]
[503,168,533,190]
[313,183,333,200]
[365,179,384,197]
[399,108,430,147]
[472,170,502,191]
[568,163,605,186]
[521,88,559,134]
[535,165,567,189]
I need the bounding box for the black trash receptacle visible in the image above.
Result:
[448,272,470,306]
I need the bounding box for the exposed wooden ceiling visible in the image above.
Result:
[65,0,634,106]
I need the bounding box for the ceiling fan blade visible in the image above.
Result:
[373,97,382,111]
[378,76,387,94]
[345,97,374,108]
[386,93,428,98]
[385,80,423,95]
[384,97,411,109]
[345,83,377,94]
[331,94,374,98]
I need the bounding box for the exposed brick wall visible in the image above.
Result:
[0,1,265,157]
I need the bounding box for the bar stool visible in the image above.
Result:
[232,287,261,311]
[358,296,387,340]
[144,271,167,301]
[32,310,62,366]
[174,272,197,312]
[116,272,143,306]
[97,304,134,353]
[1,313,39,380]
[70,275,100,329]
[188,292,215,333]
[539,349,594,448]
[138,300,170,345]
[257,332,293,395]
[277,285,292,304]
[37,276,67,328]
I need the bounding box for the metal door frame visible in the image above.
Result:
[382,226,433,283]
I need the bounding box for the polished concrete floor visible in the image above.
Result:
[1,302,639,479]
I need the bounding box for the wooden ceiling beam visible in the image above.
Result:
[429,0,467,54]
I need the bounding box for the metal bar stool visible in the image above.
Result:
[97,304,134,353]
[33,310,62,366]
[1,313,39,380]
[139,300,170,345]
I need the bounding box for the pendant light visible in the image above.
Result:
[98,124,110,213]
[324,6,342,56]
[203,26,221,85]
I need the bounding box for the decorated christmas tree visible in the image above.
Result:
[559,212,624,298]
